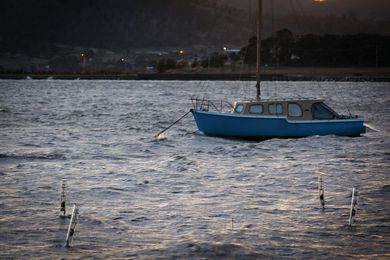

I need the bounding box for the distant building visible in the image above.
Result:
[224,48,241,55]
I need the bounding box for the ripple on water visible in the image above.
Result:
[0,80,389,259]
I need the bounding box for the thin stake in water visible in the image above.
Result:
[65,205,79,247]
[348,187,358,226]
[60,179,66,217]
[318,174,325,209]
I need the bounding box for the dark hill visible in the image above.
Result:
[0,0,250,54]
[0,0,389,55]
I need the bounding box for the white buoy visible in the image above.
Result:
[60,179,66,217]
[65,205,79,247]
[318,174,325,209]
[348,187,358,226]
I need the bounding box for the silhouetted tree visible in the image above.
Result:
[240,36,257,65]
[201,52,228,68]
[156,58,176,73]
[240,31,390,67]
[191,58,199,68]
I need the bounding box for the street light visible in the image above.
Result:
[121,58,127,72]
[80,53,86,73]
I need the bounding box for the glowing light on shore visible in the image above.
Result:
[314,0,326,2]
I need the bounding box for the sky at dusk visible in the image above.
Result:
[0,0,389,56]
[220,0,390,20]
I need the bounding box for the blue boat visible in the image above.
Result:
[191,98,365,139]
[190,0,365,139]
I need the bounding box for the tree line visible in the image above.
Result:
[241,30,390,67]
[156,30,390,73]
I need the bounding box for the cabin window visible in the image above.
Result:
[311,102,337,120]
[249,104,263,114]
[235,104,244,113]
[269,103,283,114]
[288,103,303,117]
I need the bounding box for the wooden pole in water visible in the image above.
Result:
[65,205,79,247]
[60,179,66,217]
[318,174,325,209]
[348,187,358,226]
[256,0,262,101]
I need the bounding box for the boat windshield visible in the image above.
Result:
[234,104,244,113]
[311,102,338,120]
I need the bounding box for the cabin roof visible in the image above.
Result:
[237,97,323,103]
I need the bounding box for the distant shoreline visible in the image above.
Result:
[1,67,389,82]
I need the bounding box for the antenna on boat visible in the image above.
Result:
[256,0,262,101]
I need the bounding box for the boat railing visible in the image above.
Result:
[337,114,360,119]
[191,97,234,113]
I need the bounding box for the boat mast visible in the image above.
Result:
[256,0,262,101]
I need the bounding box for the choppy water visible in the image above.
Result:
[0,79,389,259]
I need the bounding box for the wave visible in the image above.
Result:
[0,107,11,113]
[139,242,266,259]
[0,152,67,161]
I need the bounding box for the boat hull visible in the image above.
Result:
[191,110,366,139]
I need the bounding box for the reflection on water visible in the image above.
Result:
[0,80,389,258]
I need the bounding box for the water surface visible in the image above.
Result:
[0,80,389,258]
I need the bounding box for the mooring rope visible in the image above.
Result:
[154,110,191,138]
